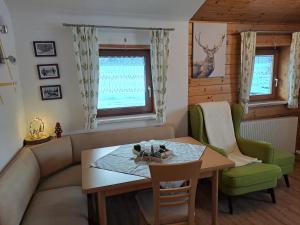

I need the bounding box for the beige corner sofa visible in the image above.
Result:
[0,125,175,225]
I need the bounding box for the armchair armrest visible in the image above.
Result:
[205,144,227,157]
[237,137,274,163]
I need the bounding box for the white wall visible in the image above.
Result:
[0,0,26,170]
[9,10,189,137]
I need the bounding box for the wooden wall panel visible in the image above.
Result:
[188,22,239,105]
[188,22,300,150]
[278,47,290,100]
[244,105,299,120]
[192,0,300,24]
[256,35,292,47]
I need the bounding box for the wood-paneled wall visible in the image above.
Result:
[191,0,300,24]
[188,22,300,149]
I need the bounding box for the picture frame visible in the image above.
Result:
[37,64,60,79]
[33,41,56,57]
[192,22,227,78]
[40,85,62,100]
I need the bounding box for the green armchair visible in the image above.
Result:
[190,103,282,214]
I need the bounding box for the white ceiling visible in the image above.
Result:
[5,0,205,20]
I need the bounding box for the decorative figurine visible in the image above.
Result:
[54,122,62,138]
[24,117,51,145]
[133,143,171,162]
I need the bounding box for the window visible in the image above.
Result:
[97,46,154,117]
[250,49,279,101]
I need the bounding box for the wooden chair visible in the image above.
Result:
[135,160,202,225]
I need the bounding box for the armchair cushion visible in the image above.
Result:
[222,163,281,188]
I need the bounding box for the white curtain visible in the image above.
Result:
[288,32,300,109]
[72,27,99,129]
[239,32,256,113]
[150,30,170,123]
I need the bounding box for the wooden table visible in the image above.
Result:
[81,137,234,225]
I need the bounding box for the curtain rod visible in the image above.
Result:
[62,23,175,31]
[239,30,296,34]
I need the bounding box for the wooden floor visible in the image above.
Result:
[106,156,300,225]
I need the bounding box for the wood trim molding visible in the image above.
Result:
[99,44,150,50]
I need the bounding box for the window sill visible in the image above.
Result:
[97,113,157,125]
[248,100,288,108]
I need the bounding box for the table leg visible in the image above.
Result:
[88,194,95,225]
[97,192,107,225]
[212,170,219,225]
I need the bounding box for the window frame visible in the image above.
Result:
[97,45,154,118]
[250,48,279,102]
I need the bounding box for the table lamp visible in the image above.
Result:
[24,117,51,145]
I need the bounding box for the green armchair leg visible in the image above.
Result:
[227,196,233,215]
[284,175,290,187]
[268,188,276,203]
[227,187,276,214]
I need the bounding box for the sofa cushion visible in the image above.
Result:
[38,165,81,191]
[71,125,175,163]
[21,186,88,225]
[0,148,40,225]
[30,136,73,177]
[222,163,281,187]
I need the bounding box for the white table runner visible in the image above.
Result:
[92,141,206,178]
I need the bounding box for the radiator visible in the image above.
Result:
[240,117,298,154]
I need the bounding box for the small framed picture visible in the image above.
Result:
[33,41,56,57]
[40,85,62,100]
[37,64,60,79]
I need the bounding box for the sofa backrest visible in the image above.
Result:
[29,136,73,177]
[0,125,175,225]
[71,125,175,163]
[0,148,40,225]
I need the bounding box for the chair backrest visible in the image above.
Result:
[149,160,202,225]
[189,103,244,144]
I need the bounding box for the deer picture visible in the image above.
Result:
[193,32,225,78]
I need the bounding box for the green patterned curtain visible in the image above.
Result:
[72,27,99,129]
[288,32,300,109]
[239,32,256,113]
[150,30,170,123]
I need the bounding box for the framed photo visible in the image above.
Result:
[40,85,62,100]
[192,22,227,78]
[33,41,56,57]
[37,64,60,79]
